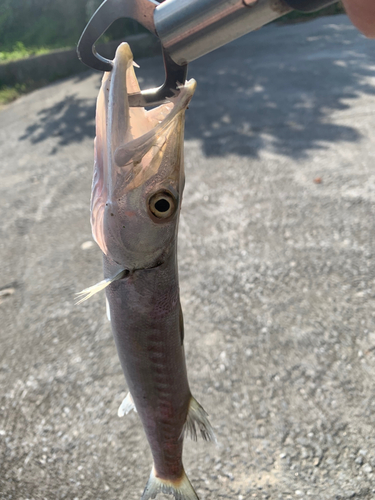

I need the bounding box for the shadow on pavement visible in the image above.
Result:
[19,18,375,159]
[19,94,96,152]
[185,19,375,159]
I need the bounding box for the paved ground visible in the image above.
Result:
[1,14,375,500]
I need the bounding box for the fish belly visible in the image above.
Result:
[105,254,191,481]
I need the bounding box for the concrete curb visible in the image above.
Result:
[0,34,160,88]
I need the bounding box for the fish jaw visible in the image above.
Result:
[90,42,196,271]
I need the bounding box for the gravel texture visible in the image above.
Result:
[1,14,375,500]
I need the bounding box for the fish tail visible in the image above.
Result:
[182,396,216,443]
[142,467,199,500]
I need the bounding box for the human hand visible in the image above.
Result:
[342,0,375,38]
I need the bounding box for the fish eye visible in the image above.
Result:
[149,191,176,220]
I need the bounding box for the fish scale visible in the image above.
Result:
[78,42,215,500]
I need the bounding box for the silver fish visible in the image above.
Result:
[78,43,215,500]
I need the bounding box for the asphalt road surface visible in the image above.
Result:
[1,14,375,500]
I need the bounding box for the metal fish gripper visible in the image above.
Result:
[77,0,338,107]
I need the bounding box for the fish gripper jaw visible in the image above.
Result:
[77,0,187,107]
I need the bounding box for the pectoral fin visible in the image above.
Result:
[75,269,127,304]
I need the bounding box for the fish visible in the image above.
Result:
[78,43,215,500]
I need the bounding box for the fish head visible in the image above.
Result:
[91,43,196,271]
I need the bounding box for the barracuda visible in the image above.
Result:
[77,43,215,500]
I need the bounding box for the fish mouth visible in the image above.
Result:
[90,43,196,258]
[108,42,197,169]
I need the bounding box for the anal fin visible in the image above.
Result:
[182,397,216,443]
[118,392,137,417]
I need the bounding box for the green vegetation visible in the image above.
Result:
[0,83,26,107]
[0,0,345,60]
[0,0,144,57]
[1,1,87,52]
[0,42,51,62]
[0,0,346,62]
[0,0,346,107]
[0,0,146,106]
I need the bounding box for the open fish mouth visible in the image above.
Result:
[109,43,196,159]
[107,42,197,180]
[90,42,196,261]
